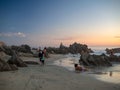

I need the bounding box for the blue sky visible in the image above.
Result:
[0,0,120,48]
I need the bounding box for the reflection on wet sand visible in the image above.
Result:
[93,71,120,84]
[109,71,112,77]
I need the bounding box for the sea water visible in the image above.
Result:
[86,63,120,84]
[53,47,120,84]
[54,53,80,71]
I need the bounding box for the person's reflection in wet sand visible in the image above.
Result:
[109,71,113,77]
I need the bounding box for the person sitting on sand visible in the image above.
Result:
[74,64,88,72]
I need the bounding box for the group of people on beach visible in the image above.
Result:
[38,47,87,72]
[38,47,47,65]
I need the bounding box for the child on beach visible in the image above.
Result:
[38,49,45,65]
[41,51,45,65]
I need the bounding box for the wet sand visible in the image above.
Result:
[0,54,120,90]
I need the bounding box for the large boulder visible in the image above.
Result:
[0,58,18,71]
[0,51,11,62]
[7,51,27,67]
[0,45,14,56]
[79,51,112,67]
[11,44,32,54]
[0,41,28,71]
[79,51,90,66]
[108,55,120,62]
[11,45,34,57]
[9,64,18,70]
[69,42,89,54]
[0,58,12,71]
[106,48,120,54]
[0,42,18,71]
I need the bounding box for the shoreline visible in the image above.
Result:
[0,54,120,90]
[52,54,120,84]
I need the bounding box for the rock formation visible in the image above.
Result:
[0,58,18,71]
[0,41,27,71]
[47,42,93,54]
[106,48,120,54]
[10,45,34,57]
[7,51,27,67]
[79,51,112,67]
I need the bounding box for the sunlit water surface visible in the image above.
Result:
[53,50,120,84]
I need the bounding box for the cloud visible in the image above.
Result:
[115,36,120,38]
[16,32,26,37]
[0,32,26,38]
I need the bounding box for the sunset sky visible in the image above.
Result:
[0,0,120,48]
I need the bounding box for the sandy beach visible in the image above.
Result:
[0,54,120,90]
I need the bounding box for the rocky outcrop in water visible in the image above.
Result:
[106,48,120,54]
[108,54,120,62]
[79,51,112,67]
[69,42,93,54]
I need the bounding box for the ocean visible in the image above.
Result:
[53,47,120,84]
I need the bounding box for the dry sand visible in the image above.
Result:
[0,54,120,90]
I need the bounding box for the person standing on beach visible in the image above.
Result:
[43,47,47,57]
[38,47,46,65]
[38,48,43,63]
[41,50,45,65]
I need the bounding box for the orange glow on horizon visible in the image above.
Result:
[59,35,120,47]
